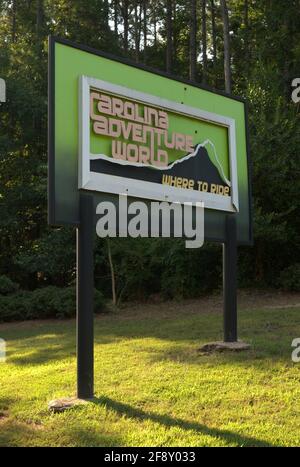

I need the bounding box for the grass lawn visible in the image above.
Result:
[0,294,300,447]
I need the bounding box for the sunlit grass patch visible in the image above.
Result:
[0,305,299,447]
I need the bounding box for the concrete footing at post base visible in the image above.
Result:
[198,341,251,354]
[48,397,91,413]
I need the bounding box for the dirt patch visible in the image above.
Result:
[0,411,9,422]
[0,289,299,330]
[104,289,300,321]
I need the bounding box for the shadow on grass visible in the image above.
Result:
[0,396,122,447]
[0,396,16,412]
[4,326,75,365]
[0,419,41,447]
[8,344,75,366]
[93,396,274,447]
[0,417,122,447]
[61,428,123,447]
[6,307,299,365]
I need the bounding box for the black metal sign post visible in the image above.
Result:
[223,214,238,342]
[77,193,94,399]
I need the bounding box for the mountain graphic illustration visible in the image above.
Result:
[90,140,230,190]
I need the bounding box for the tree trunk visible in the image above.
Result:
[103,0,109,30]
[172,0,177,63]
[134,3,139,61]
[153,9,157,48]
[189,0,197,82]
[244,0,249,29]
[123,0,129,53]
[107,240,117,306]
[114,0,118,36]
[244,0,249,70]
[143,0,147,63]
[36,0,44,38]
[12,0,17,43]
[201,0,207,84]
[134,3,142,62]
[166,0,173,73]
[211,0,217,68]
[221,0,232,94]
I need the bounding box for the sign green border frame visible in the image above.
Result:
[48,36,253,245]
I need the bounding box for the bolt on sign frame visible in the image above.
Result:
[48,36,252,398]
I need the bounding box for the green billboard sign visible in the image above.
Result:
[49,36,252,244]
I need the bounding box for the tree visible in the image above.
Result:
[120,0,130,53]
[201,0,207,83]
[143,0,148,63]
[244,0,249,68]
[133,1,142,62]
[220,0,231,93]
[113,0,119,36]
[11,0,17,42]
[189,0,197,81]
[166,0,173,73]
[211,0,217,69]
[36,0,44,38]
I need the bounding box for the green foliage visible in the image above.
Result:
[159,241,221,299]
[280,264,300,292]
[0,286,106,322]
[95,238,221,303]
[0,275,19,295]
[15,228,76,287]
[0,291,31,321]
